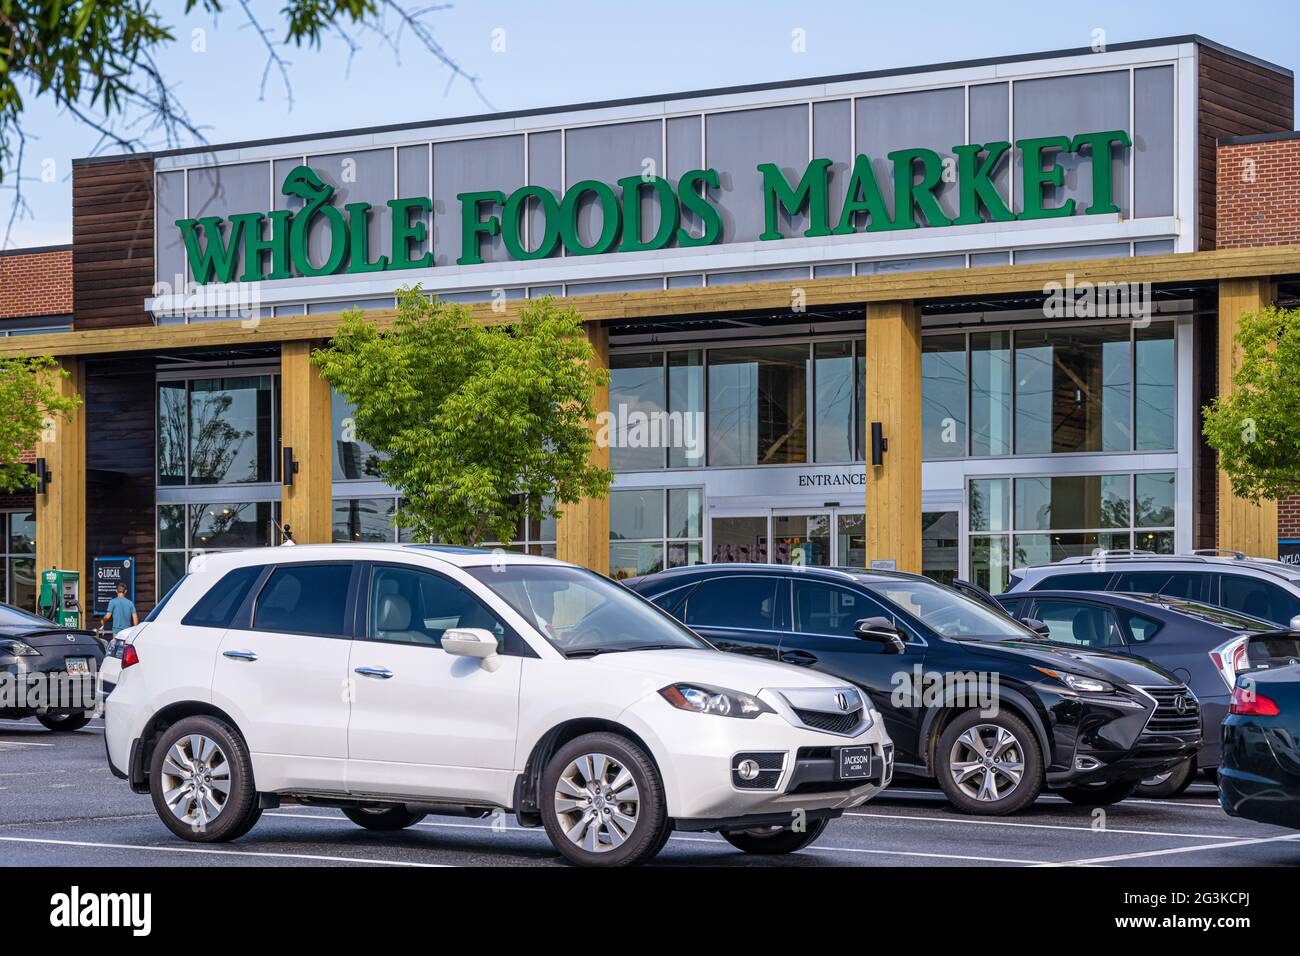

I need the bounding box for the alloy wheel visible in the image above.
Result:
[159,733,231,829]
[552,752,640,853]
[948,724,1025,803]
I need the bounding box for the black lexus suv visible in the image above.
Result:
[628,565,1202,815]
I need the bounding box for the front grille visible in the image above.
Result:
[792,707,864,735]
[731,751,785,790]
[1141,685,1201,735]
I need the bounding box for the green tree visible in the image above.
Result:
[0,354,81,491]
[1203,305,1300,502]
[313,288,612,546]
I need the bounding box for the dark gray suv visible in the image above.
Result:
[1004,550,1300,630]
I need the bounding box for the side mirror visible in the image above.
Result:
[1289,614,1300,633]
[853,616,906,654]
[1020,618,1052,639]
[442,627,502,672]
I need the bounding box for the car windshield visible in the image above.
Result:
[860,578,1037,641]
[1137,597,1273,632]
[0,602,55,629]
[466,564,708,656]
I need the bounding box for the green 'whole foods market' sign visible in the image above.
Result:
[176,130,1130,284]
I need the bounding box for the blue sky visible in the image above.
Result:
[7,0,1299,247]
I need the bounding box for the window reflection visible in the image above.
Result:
[923,334,967,458]
[1014,327,1131,454]
[332,388,385,480]
[970,331,1011,456]
[814,341,853,462]
[708,345,808,466]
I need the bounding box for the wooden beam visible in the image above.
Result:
[555,324,611,574]
[12,244,1300,359]
[279,341,333,544]
[1216,278,1279,558]
[34,358,87,622]
[864,300,922,574]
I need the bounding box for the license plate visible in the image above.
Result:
[837,745,874,780]
[64,658,90,676]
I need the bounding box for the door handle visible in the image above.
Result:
[222,650,258,662]
[781,649,818,665]
[354,666,394,680]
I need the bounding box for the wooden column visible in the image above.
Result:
[1217,278,1279,557]
[34,358,87,611]
[864,300,922,573]
[280,341,333,544]
[556,323,610,574]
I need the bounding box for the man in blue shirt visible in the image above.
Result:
[102,583,138,635]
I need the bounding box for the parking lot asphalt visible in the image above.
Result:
[4,717,1299,868]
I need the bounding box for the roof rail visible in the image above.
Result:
[1190,548,1247,560]
[1056,549,1159,564]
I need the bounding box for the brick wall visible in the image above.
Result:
[0,246,72,319]
[1282,495,1300,538]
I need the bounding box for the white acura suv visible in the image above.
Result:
[102,545,892,866]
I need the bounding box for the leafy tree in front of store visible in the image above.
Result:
[313,289,613,546]
[1203,305,1300,502]
[0,355,82,491]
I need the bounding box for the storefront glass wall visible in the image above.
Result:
[1,510,36,610]
[609,488,703,579]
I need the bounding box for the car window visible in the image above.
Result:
[792,581,884,638]
[1219,576,1300,627]
[861,579,1034,640]
[1032,572,1111,591]
[1111,571,1204,601]
[182,566,263,629]
[252,564,353,637]
[1031,600,1125,649]
[368,565,504,648]
[998,597,1026,617]
[685,577,778,630]
[1125,613,1161,643]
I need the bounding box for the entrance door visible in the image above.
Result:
[771,511,832,566]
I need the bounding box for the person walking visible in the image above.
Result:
[102,582,138,636]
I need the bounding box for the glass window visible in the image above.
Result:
[970,331,1011,456]
[712,516,768,564]
[1219,577,1300,627]
[837,513,866,567]
[479,494,556,557]
[969,478,1010,532]
[1014,327,1131,454]
[1032,600,1125,649]
[814,341,854,463]
[922,511,959,585]
[793,581,881,637]
[1111,571,1205,601]
[333,498,397,543]
[609,542,664,580]
[10,557,35,612]
[685,577,778,630]
[158,505,185,550]
[970,536,1009,594]
[1126,614,1161,643]
[922,334,967,458]
[182,565,263,628]
[855,339,866,460]
[667,350,705,468]
[157,552,188,602]
[1014,531,1130,567]
[1135,472,1175,527]
[667,488,702,540]
[861,578,1031,639]
[192,501,274,550]
[333,388,384,481]
[609,488,702,579]
[610,353,666,471]
[1031,571,1112,591]
[8,510,34,553]
[1014,475,1130,530]
[187,376,274,484]
[1135,325,1175,450]
[708,344,808,466]
[158,381,187,486]
[610,489,663,542]
[369,564,504,648]
[771,514,831,566]
[253,564,353,636]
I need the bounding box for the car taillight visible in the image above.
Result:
[1210,636,1250,691]
[1229,685,1279,716]
[121,644,139,669]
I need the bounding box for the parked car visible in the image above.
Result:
[628,565,1202,815]
[101,545,893,867]
[1219,632,1300,831]
[1005,550,1300,630]
[0,601,102,732]
[996,589,1275,796]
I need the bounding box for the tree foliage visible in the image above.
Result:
[313,289,612,546]
[1203,305,1300,502]
[0,354,81,491]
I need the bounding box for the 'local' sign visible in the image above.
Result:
[176,130,1130,284]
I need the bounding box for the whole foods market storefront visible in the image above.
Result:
[8,35,1299,611]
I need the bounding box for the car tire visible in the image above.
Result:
[935,710,1044,815]
[722,817,830,855]
[37,713,90,732]
[148,716,259,843]
[1056,779,1140,806]
[540,731,668,867]
[342,806,428,831]
[1136,757,1197,798]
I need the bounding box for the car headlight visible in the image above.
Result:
[658,683,774,719]
[0,639,39,658]
[1032,666,1114,694]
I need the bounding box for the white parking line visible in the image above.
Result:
[883,788,1222,810]
[846,810,1237,842]
[1038,832,1300,866]
[0,835,452,867]
[0,741,53,748]
[265,811,1045,866]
